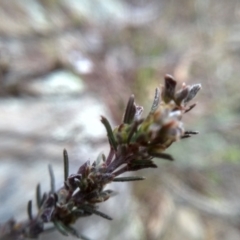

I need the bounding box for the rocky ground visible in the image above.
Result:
[0,1,240,240]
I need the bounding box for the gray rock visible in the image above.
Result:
[23,70,85,96]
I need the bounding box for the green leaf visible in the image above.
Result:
[36,183,41,209]
[113,176,145,182]
[79,205,113,220]
[101,116,117,150]
[148,152,174,161]
[48,164,55,193]
[27,200,33,220]
[63,149,69,181]
[127,121,139,143]
[53,221,69,236]
[128,160,158,171]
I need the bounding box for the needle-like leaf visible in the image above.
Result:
[77,206,113,220]
[53,221,69,236]
[48,164,55,193]
[113,176,146,182]
[150,88,160,113]
[148,152,174,161]
[63,149,69,181]
[101,116,117,150]
[36,183,41,209]
[123,95,136,124]
[27,200,33,220]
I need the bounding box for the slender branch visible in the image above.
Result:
[106,147,115,165]
[48,164,55,194]
[0,75,201,240]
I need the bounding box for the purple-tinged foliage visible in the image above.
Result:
[0,75,201,240]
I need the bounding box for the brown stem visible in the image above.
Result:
[106,147,115,165]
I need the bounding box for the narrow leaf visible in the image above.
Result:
[91,209,112,220]
[181,135,191,139]
[184,130,199,135]
[184,103,196,113]
[148,152,174,161]
[63,149,69,181]
[174,87,190,106]
[128,161,158,171]
[53,221,69,236]
[79,205,112,220]
[27,200,33,220]
[95,152,104,166]
[123,95,136,124]
[36,183,41,209]
[163,74,177,102]
[127,120,143,143]
[184,84,201,103]
[101,116,117,150]
[150,87,160,113]
[102,153,106,162]
[86,190,117,203]
[48,164,55,193]
[181,130,199,139]
[113,176,146,182]
[40,193,47,207]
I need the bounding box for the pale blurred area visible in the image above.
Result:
[0,0,240,239]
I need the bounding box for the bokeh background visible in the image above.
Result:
[0,0,240,239]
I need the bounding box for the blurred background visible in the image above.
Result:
[0,0,240,239]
